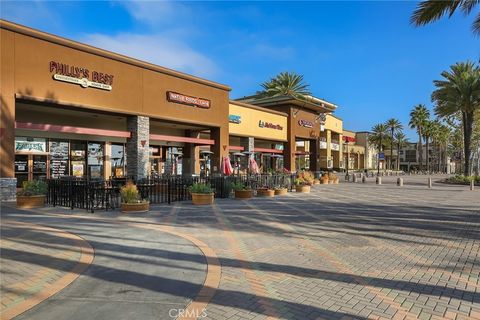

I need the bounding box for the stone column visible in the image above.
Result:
[210,126,229,175]
[126,116,149,180]
[0,29,16,201]
[183,130,200,176]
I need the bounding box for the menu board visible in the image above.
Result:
[50,141,69,178]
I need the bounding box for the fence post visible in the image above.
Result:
[397,177,403,187]
[362,175,366,183]
[168,178,171,204]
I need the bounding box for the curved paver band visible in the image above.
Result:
[0,220,94,320]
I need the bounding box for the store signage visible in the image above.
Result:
[167,91,210,109]
[331,143,340,151]
[229,115,242,124]
[298,119,313,128]
[50,141,69,178]
[319,141,327,149]
[15,139,46,153]
[50,61,114,91]
[378,153,385,160]
[258,120,283,130]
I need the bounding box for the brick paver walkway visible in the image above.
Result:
[1,175,479,320]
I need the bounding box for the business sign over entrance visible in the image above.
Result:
[167,91,211,109]
[229,115,242,124]
[298,119,313,128]
[15,138,46,153]
[258,120,283,130]
[49,61,114,91]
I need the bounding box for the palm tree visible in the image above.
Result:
[433,61,480,176]
[423,120,435,173]
[409,104,430,171]
[436,124,451,173]
[259,72,311,99]
[369,123,389,175]
[394,132,408,171]
[385,118,403,170]
[411,0,480,35]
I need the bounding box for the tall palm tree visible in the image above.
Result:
[423,120,435,173]
[369,123,389,175]
[394,132,409,171]
[411,0,480,35]
[385,118,403,170]
[433,61,480,176]
[436,124,451,173]
[409,104,430,171]
[259,72,311,99]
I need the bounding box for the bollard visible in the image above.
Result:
[362,175,366,183]
[428,178,432,188]
[376,176,382,185]
[471,180,475,191]
[397,177,403,186]
[353,174,357,183]
[345,174,350,182]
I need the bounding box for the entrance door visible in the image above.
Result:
[14,154,48,187]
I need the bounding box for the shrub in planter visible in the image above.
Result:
[313,178,320,185]
[257,187,275,197]
[17,180,47,209]
[320,174,329,184]
[120,181,149,213]
[232,182,253,199]
[189,183,214,205]
[328,172,339,184]
[294,171,314,193]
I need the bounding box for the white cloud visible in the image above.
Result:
[119,1,193,26]
[81,32,219,78]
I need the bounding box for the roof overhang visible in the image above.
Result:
[236,94,337,113]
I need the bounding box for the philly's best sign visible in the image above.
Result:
[49,61,114,91]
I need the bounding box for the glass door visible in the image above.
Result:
[32,155,47,181]
[15,155,29,187]
[14,154,48,187]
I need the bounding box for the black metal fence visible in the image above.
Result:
[46,173,296,212]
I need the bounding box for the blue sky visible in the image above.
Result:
[2,1,479,140]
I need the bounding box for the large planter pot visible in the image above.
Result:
[121,202,149,213]
[257,189,275,197]
[16,195,46,209]
[235,189,253,199]
[274,188,288,196]
[313,179,320,185]
[295,185,311,193]
[320,177,329,184]
[334,178,339,184]
[191,193,214,205]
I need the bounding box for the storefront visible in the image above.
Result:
[228,101,287,173]
[236,95,337,172]
[342,130,366,172]
[1,20,230,200]
[319,114,344,171]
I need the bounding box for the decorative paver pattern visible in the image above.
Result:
[1,175,479,320]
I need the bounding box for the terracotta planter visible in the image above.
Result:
[334,178,339,184]
[295,185,311,193]
[320,177,329,184]
[121,202,149,213]
[16,195,46,209]
[274,188,288,196]
[328,179,335,184]
[313,179,320,185]
[234,189,253,199]
[257,189,275,197]
[191,193,214,205]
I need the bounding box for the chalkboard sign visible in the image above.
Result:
[50,141,69,178]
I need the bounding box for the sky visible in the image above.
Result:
[1,1,479,140]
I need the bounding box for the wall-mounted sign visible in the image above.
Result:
[50,61,113,91]
[319,141,327,149]
[15,138,46,153]
[229,115,242,124]
[331,143,340,151]
[298,119,313,128]
[259,120,283,130]
[167,91,210,109]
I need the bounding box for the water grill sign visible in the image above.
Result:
[167,91,211,109]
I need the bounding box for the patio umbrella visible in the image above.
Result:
[249,157,260,174]
[222,156,233,176]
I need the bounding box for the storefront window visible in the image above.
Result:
[15,155,29,187]
[71,141,86,178]
[165,147,183,175]
[111,144,125,178]
[50,140,69,178]
[88,142,104,179]
[32,155,47,181]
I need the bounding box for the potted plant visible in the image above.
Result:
[313,178,320,185]
[295,171,314,193]
[257,186,275,197]
[328,172,339,184]
[189,183,215,205]
[232,182,253,199]
[16,180,47,209]
[320,173,330,184]
[120,181,149,213]
[274,186,288,195]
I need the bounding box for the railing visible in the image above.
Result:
[46,173,296,212]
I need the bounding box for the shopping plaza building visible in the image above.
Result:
[0,20,372,200]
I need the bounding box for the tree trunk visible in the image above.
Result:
[396,142,401,171]
[426,136,430,173]
[462,111,474,176]
[418,130,423,171]
[390,129,394,171]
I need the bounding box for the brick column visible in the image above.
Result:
[126,116,149,180]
